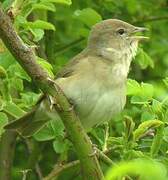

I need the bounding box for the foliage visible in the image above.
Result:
[106,159,167,180]
[0,0,168,179]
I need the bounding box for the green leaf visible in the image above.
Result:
[37,57,54,78]
[127,80,154,103]
[91,127,106,146]
[0,65,7,79]
[150,124,164,157]
[8,63,31,82]
[32,2,56,12]
[137,120,163,130]
[2,0,13,10]
[3,102,26,118]
[130,96,149,104]
[135,48,154,69]
[34,121,56,141]
[14,15,27,29]
[10,77,24,92]
[0,79,11,102]
[133,120,163,141]
[162,97,168,110]
[0,52,15,69]
[163,77,168,88]
[125,150,145,159]
[141,82,154,99]
[127,79,140,95]
[141,111,155,122]
[34,120,64,141]
[124,116,135,142]
[53,138,69,153]
[78,28,90,37]
[20,92,41,107]
[107,137,123,145]
[42,0,72,5]
[50,118,64,137]
[30,28,44,42]
[106,159,167,180]
[74,8,102,27]
[26,20,55,31]
[152,99,162,114]
[0,112,8,136]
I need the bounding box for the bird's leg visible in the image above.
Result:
[47,93,75,113]
[47,77,75,112]
[46,95,62,111]
[46,77,63,110]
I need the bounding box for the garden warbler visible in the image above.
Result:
[5,19,148,137]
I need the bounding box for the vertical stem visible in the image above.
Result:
[102,123,109,152]
[25,140,43,179]
[150,124,164,157]
[0,131,17,180]
[45,11,56,63]
[26,140,41,169]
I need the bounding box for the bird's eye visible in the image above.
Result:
[117,28,125,35]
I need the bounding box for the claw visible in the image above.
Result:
[48,96,55,110]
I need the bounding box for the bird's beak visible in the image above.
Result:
[130,26,149,41]
[134,27,148,33]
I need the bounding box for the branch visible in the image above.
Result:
[43,160,79,180]
[97,149,115,166]
[45,11,57,63]
[7,0,24,19]
[0,131,17,180]
[0,5,104,180]
[35,164,43,180]
[25,139,43,179]
[44,148,115,180]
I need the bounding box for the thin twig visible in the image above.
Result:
[35,164,43,180]
[102,123,109,152]
[43,161,79,180]
[44,148,116,180]
[54,37,85,57]
[97,149,116,166]
[25,139,43,179]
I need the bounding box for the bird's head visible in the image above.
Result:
[87,19,148,62]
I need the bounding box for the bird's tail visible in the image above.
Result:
[4,96,58,137]
[4,105,49,137]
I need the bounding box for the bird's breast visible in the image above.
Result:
[56,73,126,129]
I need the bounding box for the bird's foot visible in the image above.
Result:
[47,95,62,111]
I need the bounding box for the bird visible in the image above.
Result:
[5,19,148,137]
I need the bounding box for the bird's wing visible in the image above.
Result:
[56,49,88,78]
[4,50,88,137]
